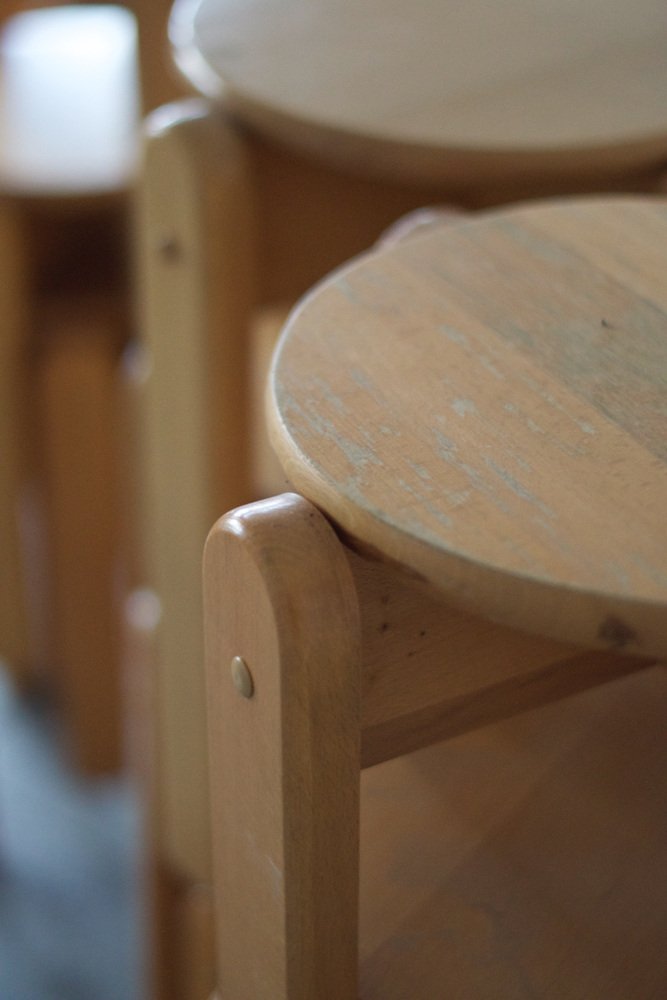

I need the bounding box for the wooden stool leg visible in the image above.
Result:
[204,493,362,1000]
[38,307,123,772]
[0,203,32,681]
[137,99,258,880]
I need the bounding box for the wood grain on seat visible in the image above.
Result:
[269,197,667,658]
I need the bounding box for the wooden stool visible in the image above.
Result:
[136,2,667,993]
[0,5,139,770]
[204,196,667,998]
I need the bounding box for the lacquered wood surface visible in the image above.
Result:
[171,0,667,184]
[268,197,667,657]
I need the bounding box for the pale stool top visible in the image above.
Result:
[268,197,667,658]
[0,5,139,195]
[170,0,667,183]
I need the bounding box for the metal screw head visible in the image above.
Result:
[231,656,254,698]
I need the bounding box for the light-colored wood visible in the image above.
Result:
[249,306,291,497]
[351,551,652,767]
[137,98,460,885]
[359,665,667,998]
[37,299,124,772]
[205,199,667,1000]
[204,492,664,998]
[139,75,667,908]
[136,99,476,997]
[204,493,361,1000]
[174,0,667,188]
[147,13,667,991]
[0,200,31,680]
[269,197,667,660]
[137,99,258,880]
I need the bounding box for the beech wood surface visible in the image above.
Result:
[269,197,667,659]
[204,493,664,998]
[204,493,361,999]
[351,551,651,768]
[136,98,468,883]
[151,18,667,990]
[172,0,667,186]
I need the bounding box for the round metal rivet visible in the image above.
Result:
[231,656,254,698]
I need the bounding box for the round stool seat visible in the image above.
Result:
[269,197,667,658]
[171,0,667,185]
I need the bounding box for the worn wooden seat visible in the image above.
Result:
[203,196,667,997]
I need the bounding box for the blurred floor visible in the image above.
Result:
[0,662,142,1000]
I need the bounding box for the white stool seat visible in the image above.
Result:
[172,0,667,184]
[0,5,139,194]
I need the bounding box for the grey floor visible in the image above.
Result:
[0,663,143,1000]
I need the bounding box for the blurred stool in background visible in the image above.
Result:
[0,4,140,772]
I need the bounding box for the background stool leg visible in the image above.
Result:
[38,302,124,773]
[137,100,258,883]
[204,493,362,1000]
[0,203,33,683]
